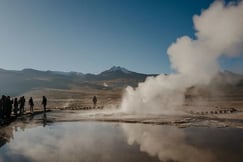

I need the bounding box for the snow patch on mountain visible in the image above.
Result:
[107,66,131,74]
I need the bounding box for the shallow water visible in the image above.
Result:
[0,121,243,162]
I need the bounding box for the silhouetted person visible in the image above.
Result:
[19,96,26,115]
[29,97,34,114]
[6,96,13,118]
[22,96,26,112]
[18,97,21,114]
[42,96,47,112]
[1,95,7,118]
[13,98,18,116]
[92,96,97,107]
[0,96,3,118]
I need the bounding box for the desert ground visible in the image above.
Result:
[12,84,242,129]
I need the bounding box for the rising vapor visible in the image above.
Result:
[121,0,243,114]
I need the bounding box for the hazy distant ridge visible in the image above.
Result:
[0,66,155,95]
[0,66,242,96]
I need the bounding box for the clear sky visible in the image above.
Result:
[0,0,242,74]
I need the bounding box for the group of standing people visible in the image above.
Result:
[0,95,98,119]
[0,95,47,119]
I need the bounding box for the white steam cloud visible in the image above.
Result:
[121,1,243,114]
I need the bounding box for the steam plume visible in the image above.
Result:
[121,1,243,114]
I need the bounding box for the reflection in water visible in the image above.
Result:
[121,124,243,162]
[122,124,215,162]
[0,121,28,148]
[0,122,160,162]
[43,112,47,127]
[0,126,14,147]
[0,122,242,162]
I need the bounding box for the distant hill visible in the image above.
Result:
[0,66,242,96]
[85,66,155,81]
[0,66,156,96]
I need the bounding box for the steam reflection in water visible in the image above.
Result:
[0,122,243,162]
[121,124,243,162]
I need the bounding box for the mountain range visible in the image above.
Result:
[0,66,155,95]
[0,66,242,96]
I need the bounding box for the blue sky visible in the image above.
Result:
[0,0,242,74]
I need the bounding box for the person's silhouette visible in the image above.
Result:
[28,97,34,114]
[42,96,47,112]
[92,96,97,107]
[22,96,25,112]
[13,98,18,116]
